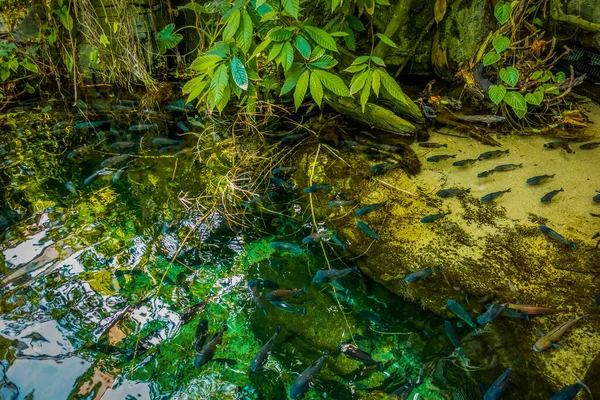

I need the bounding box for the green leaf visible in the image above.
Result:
[525,5,536,15]
[255,0,267,9]
[330,32,348,37]
[249,38,272,60]
[294,69,310,110]
[542,83,559,95]
[238,9,253,53]
[282,0,300,18]
[310,72,324,106]
[533,17,544,27]
[281,42,294,72]
[556,71,566,83]
[100,34,111,47]
[351,70,369,95]
[64,53,73,72]
[270,28,294,42]
[540,71,552,83]
[179,2,208,14]
[190,54,223,72]
[267,42,283,62]
[346,16,365,31]
[53,7,73,31]
[493,35,510,53]
[7,58,18,72]
[360,71,372,111]
[260,11,278,22]
[525,90,544,105]
[156,24,182,54]
[531,71,543,80]
[303,26,337,51]
[310,55,337,69]
[281,67,303,95]
[311,70,349,96]
[352,56,370,65]
[183,76,208,103]
[499,66,519,87]
[513,106,526,119]
[379,70,406,104]
[208,64,229,109]
[216,84,231,113]
[483,51,501,66]
[372,69,381,97]
[295,36,311,59]
[311,46,326,61]
[504,91,526,112]
[342,25,356,51]
[371,56,385,66]
[223,10,241,41]
[1,67,10,82]
[375,33,397,48]
[230,57,248,90]
[20,59,39,74]
[494,1,512,25]
[344,64,367,73]
[488,85,506,105]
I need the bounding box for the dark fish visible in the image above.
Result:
[365,152,389,160]
[541,189,564,203]
[389,376,422,399]
[248,280,267,316]
[477,303,507,325]
[269,300,306,315]
[159,144,185,154]
[341,140,372,152]
[359,310,389,330]
[426,154,456,162]
[67,147,85,159]
[129,123,158,131]
[493,163,523,172]
[195,323,228,367]
[484,368,512,400]
[65,181,78,196]
[447,299,479,334]
[338,342,382,370]
[538,225,577,249]
[453,158,478,167]
[534,315,586,351]
[327,199,358,207]
[499,307,528,320]
[580,142,600,150]
[74,120,110,129]
[526,174,555,185]
[312,266,358,284]
[173,148,193,158]
[176,122,190,132]
[544,141,573,153]
[477,170,495,178]
[266,288,305,301]
[436,188,470,198]
[152,138,182,146]
[112,168,127,183]
[331,234,345,249]
[481,188,511,203]
[270,242,305,254]
[420,212,450,223]
[357,220,380,240]
[355,203,384,217]
[444,320,465,358]
[250,326,281,373]
[404,265,442,283]
[304,184,333,193]
[100,154,130,168]
[258,279,279,289]
[194,319,209,351]
[302,232,332,244]
[418,142,447,148]
[549,381,585,400]
[281,133,306,143]
[594,191,600,203]
[289,351,329,399]
[111,105,135,111]
[84,169,109,185]
[272,166,298,176]
[478,149,509,160]
[370,162,400,174]
[110,141,135,150]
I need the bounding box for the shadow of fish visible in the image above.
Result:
[404,265,442,283]
[194,319,209,352]
[444,320,465,359]
[269,300,306,315]
[248,280,267,316]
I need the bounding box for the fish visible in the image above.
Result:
[357,220,380,240]
[248,280,267,316]
[194,319,209,351]
[112,168,127,183]
[477,303,507,325]
[258,279,279,289]
[304,184,333,193]
[484,368,512,400]
[426,154,457,162]
[533,315,586,351]
[266,288,306,301]
[436,188,471,198]
[418,142,447,148]
[250,326,281,373]
[84,169,109,185]
[506,303,558,315]
[67,147,85,159]
[579,142,600,150]
[493,163,523,172]
[526,174,555,185]
[65,181,78,196]
[302,232,332,244]
[355,203,384,217]
[312,266,358,284]
[420,212,450,223]
[272,166,298,176]
[173,148,193,158]
[477,170,495,178]
[100,154,131,168]
[23,332,50,343]
[159,144,185,153]
[281,133,306,143]
[110,141,135,150]
[478,149,509,160]
[331,234,345,249]
[74,120,110,129]
[538,225,577,249]
[389,376,422,399]
[499,307,528,320]
[269,300,306,315]
[481,189,511,203]
[289,351,329,399]
[549,381,585,400]
[327,199,358,208]
[338,342,383,370]
[453,158,478,167]
[359,310,389,330]
[541,188,564,203]
[365,152,389,160]
[444,320,466,358]
[372,143,405,153]
[195,322,228,367]
[404,265,442,283]
[152,138,182,146]
[455,114,506,125]
[341,140,372,152]
[270,242,305,254]
[370,162,400,174]
[594,190,600,203]
[128,123,158,131]
[447,299,479,335]
[176,122,190,132]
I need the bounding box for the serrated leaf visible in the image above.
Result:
[223,10,241,41]
[310,55,337,69]
[379,70,406,104]
[346,16,365,31]
[488,85,506,105]
[230,57,248,90]
[282,0,299,18]
[294,70,310,110]
[434,0,446,23]
[295,36,311,59]
[493,35,510,53]
[249,38,272,60]
[260,11,279,22]
[267,42,283,62]
[100,34,110,47]
[281,42,294,72]
[525,91,543,105]
[494,1,512,25]
[208,64,229,109]
[351,71,369,95]
[190,54,223,71]
[345,64,367,73]
[238,9,253,53]
[371,56,385,66]
[311,69,349,96]
[504,91,526,112]
[311,46,326,61]
[310,72,324,106]
[342,25,356,51]
[375,33,397,48]
[372,69,381,97]
[499,66,519,87]
[483,51,501,66]
[270,28,293,42]
[303,26,337,51]
[360,71,372,111]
